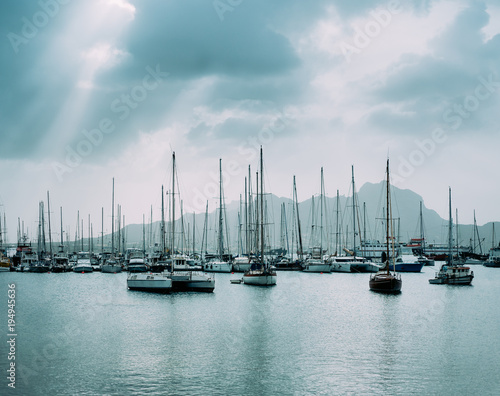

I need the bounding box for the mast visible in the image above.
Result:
[88,214,91,252]
[81,218,84,252]
[111,178,115,256]
[336,190,340,256]
[172,152,176,254]
[385,159,390,274]
[60,207,64,252]
[244,177,248,255]
[218,158,224,260]
[320,167,324,256]
[143,214,146,255]
[193,212,196,256]
[260,147,264,265]
[448,188,453,265]
[293,176,303,260]
[47,191,52,258]
[363,202,366,256]
[352,165,356,256]
[101,207,104,253]
[456,208,460,258]
[161,185,165,255]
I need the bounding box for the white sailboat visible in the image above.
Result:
[203,158,233,273]
[73,251,93,273]
[102,178,123,274]
[127,273,172,293]
[429,188,474,285]
[243,147,277,286]
[167,152,215,292]
[303,168,332,273]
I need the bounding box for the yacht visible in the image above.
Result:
[127,273,172,293]
[73,252,93,273]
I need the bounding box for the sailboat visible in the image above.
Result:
[202,159,233,273]
[303,168,332,273]
[369,159,402,293]
[484,223,500,267]
[102,178,122,273]
[429,188,474,285]
[243,147,277,286]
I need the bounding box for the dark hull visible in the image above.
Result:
[394,262,424,272]
[369,273,402,293]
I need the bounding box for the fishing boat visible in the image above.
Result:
[202,159,233,273]
[127,273,172,293]
[369,159,402,293]
[483,224,500,267]
[429,188,474,285]
[243,147,277,286]
[73,251,93,273]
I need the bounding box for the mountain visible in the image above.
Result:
[85,181,498,256]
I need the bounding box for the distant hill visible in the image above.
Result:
[84,181,498,255]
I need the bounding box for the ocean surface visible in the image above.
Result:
[1,265,500,395]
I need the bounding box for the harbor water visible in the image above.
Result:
[1,265,499,395]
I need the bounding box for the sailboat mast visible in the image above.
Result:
[218,159,224,260]
[336,190,339,256]
[193,212,196,256]
[143,214,146,255]
[448,187,453,265]
[456,208,459,257]
[244,177,248,255]
[172,152,176,254]
[47,191,52,258]
[161,185,165,255]
[101,207,104,253]
[260,147,264,265]
[60,207,64,251]
[386,159,390,273]
[111,178,115,256]
[293,176,303,259]
[320,167,324,256]
[352,165,356,255]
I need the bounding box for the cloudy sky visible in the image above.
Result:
[1,0,499,243]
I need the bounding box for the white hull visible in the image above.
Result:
[73,264,93,273]
[302,263,332,273]
[330,262,352,273]
[243,274,277,286]
[101,264,122,273]
[203,261,233,273]
[351,261,382,273]
[171,272,215,292]
[127,273,172,293]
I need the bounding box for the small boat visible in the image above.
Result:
[73,252,93,273]
[302,257,331,273]
[230,278,242,284]
[170,271,215,292]
[429,264,474,285]
[127,249,149,272]
[101,256,122,273]
[242,148,277,287]
[394,247,424,272]
[127,273,172,293]
[243,262,277,286]
[483,243,500,268]
[369,159,402,293]
[429,188,474,285]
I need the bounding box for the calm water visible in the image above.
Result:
[1,265,500,395]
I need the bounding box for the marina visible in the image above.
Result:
[1,266,499,395]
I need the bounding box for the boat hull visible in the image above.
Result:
[369,273,402,293]
[429,275,473,285]
[394,262,424,272]
[171,273,215,292]
[202,262,233,273]
[483,261,500,268]
[127,264,148,273]
[243,268,277,286]
[302,263,332,273]
[73,265,93,273]
[101,264,123,273]
[329,262,352,273]
[127,274,172,293]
